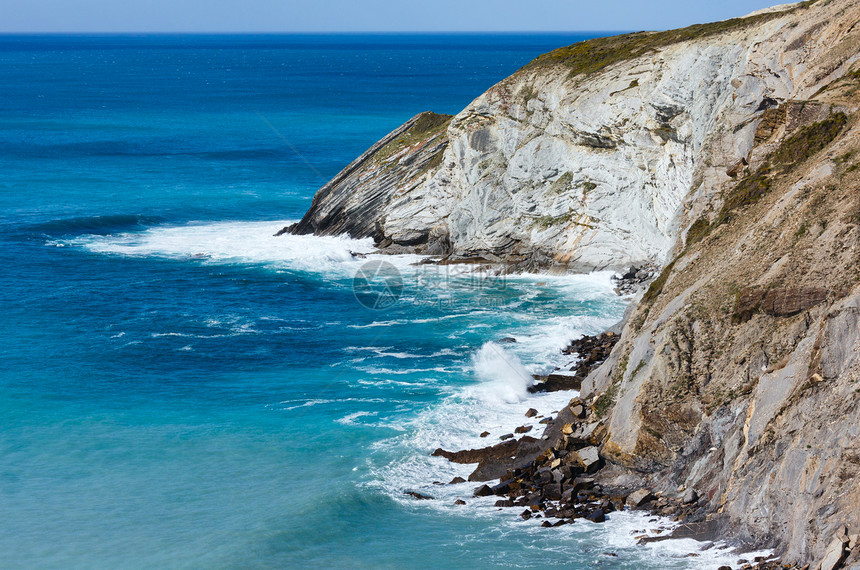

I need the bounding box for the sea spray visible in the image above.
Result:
[469,342,534,404]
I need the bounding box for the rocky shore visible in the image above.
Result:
[529,331,620,393]
[432,334,860,569]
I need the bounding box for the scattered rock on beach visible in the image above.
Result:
[682,488,699,504]
[576,446,603,474]
[611,264,657,295]
[530,332,620,393]
[627,489,655,509]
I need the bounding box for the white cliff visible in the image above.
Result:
[290,0,857,273]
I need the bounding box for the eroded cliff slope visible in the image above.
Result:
[578,12,860,566]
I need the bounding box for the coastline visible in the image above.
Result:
[429,321,791,568]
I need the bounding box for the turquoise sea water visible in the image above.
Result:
[1,34,757,568]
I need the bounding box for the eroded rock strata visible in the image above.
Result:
[289,0,860,566]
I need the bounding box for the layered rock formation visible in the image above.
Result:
[289,0,857,273]
[288,0,860,565]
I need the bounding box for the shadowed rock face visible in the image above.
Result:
[285,111,453,254]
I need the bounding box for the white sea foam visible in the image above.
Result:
[336,411,378,426]
[65,220,423,276]
[467,342,533,404]
[355,366,457,376]
[346,314,466,329]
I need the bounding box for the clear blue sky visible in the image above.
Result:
[0,0,793,33]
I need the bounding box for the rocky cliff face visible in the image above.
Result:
[579,11,860,565]
[289,0,860,565]
[290,0,857,273]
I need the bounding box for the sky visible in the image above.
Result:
[0,0,794,33]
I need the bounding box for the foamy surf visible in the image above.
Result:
[468,342,534,404]
[359,301,776,569]
[60,220,423,276]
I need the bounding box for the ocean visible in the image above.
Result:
[0,34,757,568]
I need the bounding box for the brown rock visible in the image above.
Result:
[575,446,603,473]
[530,372,582,392]
[515,425,533,434]
[586,422,608,446]
[432,436,544,482]
[626,489,655,508]
[734,286,829,321]
[454,499,466,505]
[479,431,490,438]
[525,408,538,418]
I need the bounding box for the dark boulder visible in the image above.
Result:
[432,436,546,482]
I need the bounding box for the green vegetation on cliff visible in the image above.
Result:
[373,111,453,165]
[525,1,817,78]
[688,111,848,244]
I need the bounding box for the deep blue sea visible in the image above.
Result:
[0,34,752,568]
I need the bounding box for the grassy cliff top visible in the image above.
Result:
[370,111,453,166]
[524,0,817,78]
